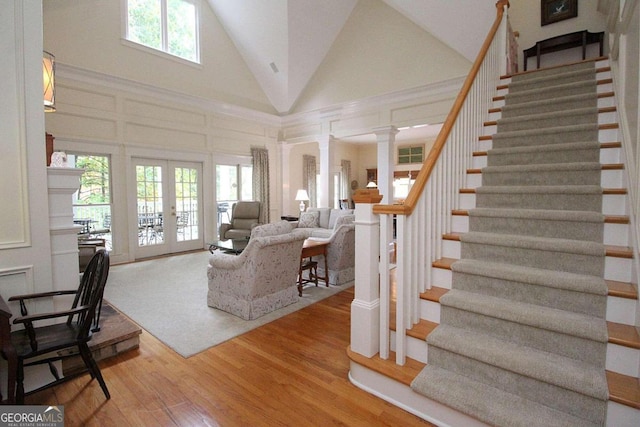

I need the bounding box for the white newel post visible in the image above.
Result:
[47,167,84,313]
[350,189,383,357]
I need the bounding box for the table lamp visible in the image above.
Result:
[295,189,310,212]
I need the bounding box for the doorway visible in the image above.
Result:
[134,159,203,259]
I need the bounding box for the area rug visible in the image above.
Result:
[104,250,353,358]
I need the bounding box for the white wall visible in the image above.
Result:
[43,0,274,114]
[292,0,471,114]
[0,0,55,315]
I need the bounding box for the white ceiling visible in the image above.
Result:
[206,0,497,116]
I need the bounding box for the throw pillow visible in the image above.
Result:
[298,211,320,228]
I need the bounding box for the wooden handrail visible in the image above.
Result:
[373,0,509,216]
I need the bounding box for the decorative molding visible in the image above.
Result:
[57,62,282,128]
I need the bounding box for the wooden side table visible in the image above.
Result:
[298,239,329,296]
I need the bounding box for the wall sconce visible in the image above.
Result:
[43,51,55,112]
[295,189,310,213]
[366,181,377,188]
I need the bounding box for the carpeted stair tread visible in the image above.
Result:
[487,141,601,166]
[451,259,608,297]
[411,365,602,427]
[500,93,598,119]
[511,61,594,80]
[509,66,595,87]
[497,107,599,133]
[468,208,604,223]
[440,289,608,344]
[460,231,605,256]
[451,259,608,317]
[476,184,602,196]
[481,162,602,186]
[490,124,599,148]
[505,80,597,105]
[426,325,609,401]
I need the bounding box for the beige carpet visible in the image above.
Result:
[104,250,353,358]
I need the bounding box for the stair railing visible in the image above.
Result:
[372,0,514,365]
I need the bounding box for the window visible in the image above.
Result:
[126,0,199,63]
[69,154,113,250]
[216,164,253,232]
[398,145,424,164]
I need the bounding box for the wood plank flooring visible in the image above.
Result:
[25,287,433,426]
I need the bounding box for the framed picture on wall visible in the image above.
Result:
[541,0,578,26]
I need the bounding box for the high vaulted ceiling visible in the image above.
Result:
[207,0,497,115]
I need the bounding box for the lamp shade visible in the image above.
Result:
[295,189,309,201]
[43,51,55,112]
[366,181,377,188]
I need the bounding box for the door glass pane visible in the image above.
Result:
[136,165,164,246]
[175,166,198,242]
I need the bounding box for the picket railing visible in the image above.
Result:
[370,0,514,365]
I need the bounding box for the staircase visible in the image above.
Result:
[349,59,640,427]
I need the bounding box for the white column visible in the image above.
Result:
[48,167,84,312]
[317,135,336,208]
[373,126,398,205]
[351,191,383,357]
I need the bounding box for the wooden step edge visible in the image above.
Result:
[452,209,469,216]
[607,280,638,299]
[604,188,628,195]
[596,66,612,74]
[473,151,488,157]
[606,370,640,410]
[420,286,449,303]
[390,318,438,342]
[432,257,457,270]
[484,120,498,127]
[602,163,624,170]
[598,78,613,85]
[606,245,633,258]
[607,321,640,349]
[346,346,425,386]
[598,91,615,99]
[443,233,461,241]
[605,215,630,224]
[489,107,501,114]
[601,141,622,149]
[467,168,482,174]
[599,106,617,114]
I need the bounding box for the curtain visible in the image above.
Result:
[251,147,270,224]
[341,159,351,204]
[303,155,317,208]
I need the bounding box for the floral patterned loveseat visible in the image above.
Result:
[294,208,355,286]
[207,220,306,320]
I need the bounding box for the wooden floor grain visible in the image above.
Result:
[26,287,433,426]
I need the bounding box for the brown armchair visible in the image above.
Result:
[219,201,261,239]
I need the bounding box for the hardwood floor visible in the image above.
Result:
[26,287,433,426]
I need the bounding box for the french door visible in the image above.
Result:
[134,159,202,259]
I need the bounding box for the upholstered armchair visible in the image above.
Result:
[207,220,306,320]
[219,201,261,239]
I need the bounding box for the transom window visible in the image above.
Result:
[398,145,424,164]
[126,0,200,63]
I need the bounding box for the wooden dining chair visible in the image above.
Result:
[8,250,111,404]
